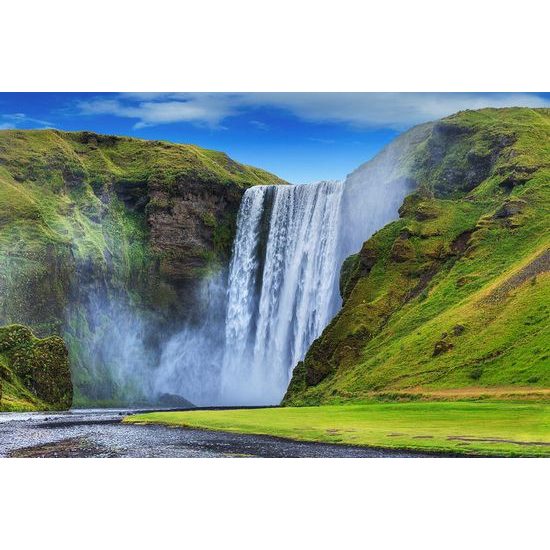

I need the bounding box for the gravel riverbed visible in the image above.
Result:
[0,409,429,458]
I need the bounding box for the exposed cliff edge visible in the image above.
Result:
[0,130,285,404]
[0,324,72,411]
[284,108,550,405]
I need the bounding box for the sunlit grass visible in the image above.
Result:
[125,401,550,457]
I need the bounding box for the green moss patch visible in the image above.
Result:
[0,324,72,411]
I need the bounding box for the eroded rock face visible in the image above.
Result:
[147,178,243,282]
[0,325,72,410]
[426,119,517,195]
[493,198,527,220]
[390,237,416,263]
[0,129,286,333]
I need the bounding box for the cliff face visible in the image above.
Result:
[0,324,72,411]
[285,108,550,405]
[0,130,285,403]
[0,130,285,328]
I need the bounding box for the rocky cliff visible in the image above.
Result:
[0,130,285,404]
[285,108,550,404]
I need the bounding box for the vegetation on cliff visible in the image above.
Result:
[285,108,550,405]
[0,324,72,411]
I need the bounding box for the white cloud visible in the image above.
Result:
[0,112,53,129]
[78,94,238,129]
[250,92,550,129]
[76,92,550,130]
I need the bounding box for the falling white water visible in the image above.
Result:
[131,129,424,406]
[221,181,344,405]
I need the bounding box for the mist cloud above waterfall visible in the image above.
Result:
[76,92,550,130]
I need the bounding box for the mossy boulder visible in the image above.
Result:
[0,324,72,411]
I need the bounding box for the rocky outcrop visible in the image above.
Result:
[147,177,243,281]
[0,324,72,411]
[0,130,286,320]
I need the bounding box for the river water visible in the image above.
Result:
[0,409,426,458]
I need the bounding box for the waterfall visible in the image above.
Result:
[220,181,344,405]
[62,129,421,407]
[154,135,419,407]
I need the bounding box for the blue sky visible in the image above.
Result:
[1,92,549,184]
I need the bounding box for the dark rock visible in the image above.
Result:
[414,203,439,221]
[339,254,360,301]
[451,230,474,255]
[157,393,195,408]
[493,198,527,219]
[497,166,537,191]
[432,120,473,139]
[147,178,243,284]
[433,340,454,357]
[452,324,466,336]
[359,243,378,272]
[406,266,438,301]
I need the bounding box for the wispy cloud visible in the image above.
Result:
[252,93,550,130]
[78,94,238,129]
[0,112,53,129]
[249,120,269,131]
[75,92,550,131]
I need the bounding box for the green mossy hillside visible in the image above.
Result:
[285,108,550,405]
[0,129,285,332]
[0,324,72,411]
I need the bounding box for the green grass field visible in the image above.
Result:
[125,401,550,457]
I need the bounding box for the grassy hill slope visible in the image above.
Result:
[285,108,550,405]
